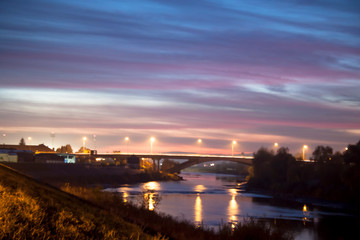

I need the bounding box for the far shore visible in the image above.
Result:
[2,162,181,188]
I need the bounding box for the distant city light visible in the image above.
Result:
[232,140,237,157]
[150,137,155,153]
[303,145,308,160]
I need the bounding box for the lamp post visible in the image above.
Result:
[232,140,237,157]
[83,137,87,153]
[28,137,32,151]
[2,133,6,144]
[274,142,279,153]
[150,137,155,154]
[125,137,129,153]
[50,132,55,149]
[197,139,202,154]
[93,134,97,150]
[303,145,308,160]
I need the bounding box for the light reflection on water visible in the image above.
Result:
[227,189,238,229]
[195,194,202,225]
[106,172,357,240]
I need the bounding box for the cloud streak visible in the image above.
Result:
[0,0,359,153]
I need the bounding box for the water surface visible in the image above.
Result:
[106,172,358,239]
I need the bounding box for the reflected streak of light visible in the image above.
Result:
[195,194,202,223]
[123,192,128,203]
[148,193,155,211]
[194,184,206,193]
[228,189,239,228]
[143,192,155,211]
[302,204,309,225]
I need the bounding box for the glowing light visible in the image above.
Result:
[82,136,87,152]
[303,145,308,160]
[195,194,202,224]
[302,204,309,225]
[303,204,307,212]
[194,184,206,193]
[143,181,159,191]
[148,193,155,211]
[123,192,128,203]
[274,142,279,147]
[232,140,237,157]
[228,188,237,196]
[150,137,155,154]
[124,137,129,153]
[197,139,202,143]
[228,188,239,229]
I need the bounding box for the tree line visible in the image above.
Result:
[247,140,360,204]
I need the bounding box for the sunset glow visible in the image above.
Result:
[1,0,359,154]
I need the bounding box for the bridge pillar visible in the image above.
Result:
[152,159,156,171]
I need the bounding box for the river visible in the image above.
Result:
[106,172,358,239]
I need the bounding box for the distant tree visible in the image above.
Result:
[312,145,333,163]
[56,144,73,154]
[19,138,25,145]
[343,140,360,165]
[248,147,274,188]
[271,147,296,184]
[77,146,91,154]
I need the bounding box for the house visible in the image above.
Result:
[0,144,54,153]
[58,153,76,163]
[0,149,18,162]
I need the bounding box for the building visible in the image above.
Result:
[0,149,18,162]
[34,153,65,164]
[58,153,76,163]
[0,144,54,153]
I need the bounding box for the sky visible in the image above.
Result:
[1,0,360,155]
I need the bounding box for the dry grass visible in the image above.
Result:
[0,164,164,240]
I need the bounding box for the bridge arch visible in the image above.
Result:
[165,157,252,173]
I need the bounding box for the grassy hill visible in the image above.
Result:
[0,163,162,240]
[0,163,291,240]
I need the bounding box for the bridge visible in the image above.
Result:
[76,152,253,173]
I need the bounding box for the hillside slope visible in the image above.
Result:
[0,163,162,240]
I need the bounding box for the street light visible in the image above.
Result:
[303,145,308,160]
[125,137,129,153]
[83,137,87,153]
[150,137,155,154]
[50,132,55,149]
[232,140,237,157]
[93,134,97,150]
[2,133,6,144]
[197,139,202,154]
[28,137,32,151]
[274,142,279,153]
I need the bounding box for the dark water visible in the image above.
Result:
[106,172,359,239]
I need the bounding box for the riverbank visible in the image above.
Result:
[0,163,290,240]
[2,162,181,188]
[0,163,160,239]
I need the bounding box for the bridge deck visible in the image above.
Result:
[76,152,253,161]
